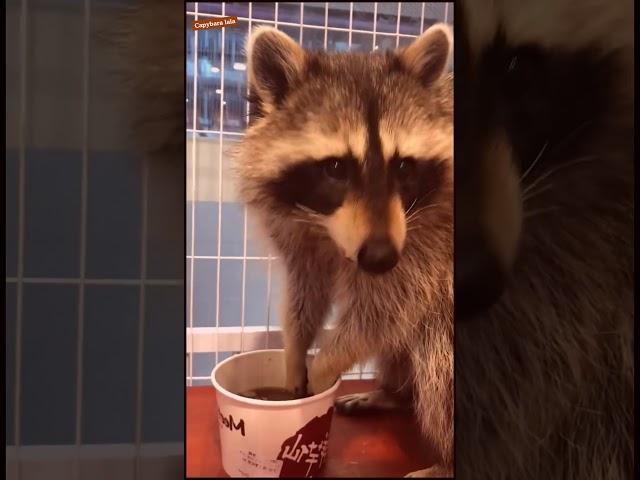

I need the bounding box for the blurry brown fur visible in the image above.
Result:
[455,0,634,478]
[99,0,184,162]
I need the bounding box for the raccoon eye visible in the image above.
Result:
[324,158,349,181]
[394,157,417,182]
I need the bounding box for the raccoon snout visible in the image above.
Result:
[357,236,399,275]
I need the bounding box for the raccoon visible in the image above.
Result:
[235,26,454,477]
[455,1,634,479]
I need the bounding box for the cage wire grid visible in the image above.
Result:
[186,2,452,386]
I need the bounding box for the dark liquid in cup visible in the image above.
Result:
[239,386,309,401]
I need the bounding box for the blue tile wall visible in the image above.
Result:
[350,32,373,52]
[352,3,375,31]
[244,260,269,327]
[245,212,269,257]
[377,34,399,51]
[279,24,301,42]
[223,21,250,133]
[252,2,275,21]
[194,26,223,132]
[327,3,350,28]
[85,152,142,279]
[146,158,184,280]
[268,264,284,328]
[193,202,219,257]
[192,351,232,386]
[376,2,399,34]
[6,150,18,277]
[278,2,301,23]
[192,352,215,383]
[187,19,195,131]
[6,283,16,445]
[21,285,78,445]
[142,286,184,442]
[302,27,325,50]
[400,3,423,35]
[218,259,243,327]
[192,259,218,327]
[197,3,222,15]
[186,201,193,256]
[24,150,82,278]
[82,286,139,443]
[327,29,349,52]
[303,2,326,26]
[224,2,249,17]
[220,203,244,257]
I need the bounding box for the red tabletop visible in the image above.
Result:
[187,380,436,478]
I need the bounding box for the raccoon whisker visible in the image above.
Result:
[405,197,419,215]
[406,203,443,224]
[406,204,437,221]
[522,183,554,203]
[405,188,437,215]
[295,204,317,214]
[523,206,560,219]
[522,156,597,195]
[518,122,593,186]
[547,120,595,156]
[520,140,549,183]
[292,216,324,229]
[294,203,322,218]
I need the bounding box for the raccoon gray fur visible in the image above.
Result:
[455,1,634,479]
[235,25,454,477]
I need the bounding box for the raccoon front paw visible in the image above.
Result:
[405,465,452,478]
[285,368,308,398]
[335,389,406,414]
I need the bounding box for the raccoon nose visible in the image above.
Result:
[455,234,507,320]
[357,236,399,274]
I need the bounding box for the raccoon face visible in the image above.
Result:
[455,0,633,318]
[239,25,453,275]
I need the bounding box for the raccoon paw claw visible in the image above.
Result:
[335,389,403,414]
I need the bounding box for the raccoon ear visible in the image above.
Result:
[247,26,305,113]
[399,23,452,86]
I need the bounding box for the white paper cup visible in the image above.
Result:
[211,349,341,478]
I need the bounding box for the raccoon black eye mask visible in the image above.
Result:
[267,154,445,217]
[266,156,356,215]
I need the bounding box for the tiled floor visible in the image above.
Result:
[187,380,436,478]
